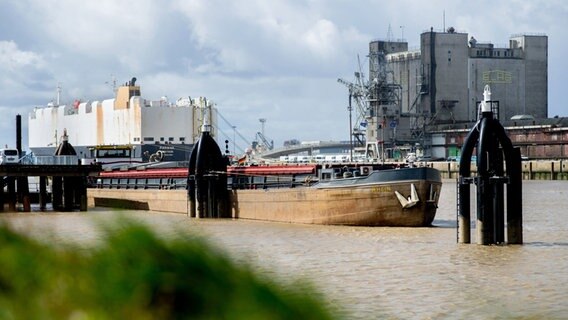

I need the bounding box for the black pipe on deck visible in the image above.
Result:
[16,115,31,211]
[187,123,229,218]
[457,85,523,245]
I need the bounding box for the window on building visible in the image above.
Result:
[180,137,185,141]
[169,137,174,141]
[143,137,154,142]
[160,137,164,141]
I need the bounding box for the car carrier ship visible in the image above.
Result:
[28,78,218,163]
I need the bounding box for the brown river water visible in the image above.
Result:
[1,179,567,319]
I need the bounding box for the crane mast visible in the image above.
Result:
[338,42,403,161]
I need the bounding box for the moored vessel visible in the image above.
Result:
[90,162,441,227]
[229,166,441,226]
[186,121,441,226]
[90,124,442,227]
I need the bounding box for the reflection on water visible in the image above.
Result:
[1,179,568,319]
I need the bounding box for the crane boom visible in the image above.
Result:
[337,76,370,136]
[256,132,274,150]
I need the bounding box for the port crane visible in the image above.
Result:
[255,131,274,150]
[252,118,274,152]
[337,55,371,146]
[338,47,404,161]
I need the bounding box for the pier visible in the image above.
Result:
[0,163,101,212]
[1,115,101,212]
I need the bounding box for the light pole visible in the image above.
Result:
[259,118,266,136]
[348,93,353,161]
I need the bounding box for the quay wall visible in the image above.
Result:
[424,160,568,180]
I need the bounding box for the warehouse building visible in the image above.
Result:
[364,28,557,159]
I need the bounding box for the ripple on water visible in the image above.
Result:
[1,180,567,318]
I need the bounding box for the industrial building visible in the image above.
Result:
[344,27,560,160]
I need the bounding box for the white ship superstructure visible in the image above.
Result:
[29,78,218,161]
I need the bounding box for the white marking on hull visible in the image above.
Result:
[395,183,420,209]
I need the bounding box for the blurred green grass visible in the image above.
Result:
[0,220,336,319]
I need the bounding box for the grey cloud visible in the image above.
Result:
[0,0,566,149]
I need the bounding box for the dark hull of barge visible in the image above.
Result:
[229,167,441,227]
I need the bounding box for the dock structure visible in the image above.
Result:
[0,163,101,212]
[1,114,101,212]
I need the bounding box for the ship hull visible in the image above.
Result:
[88,167,441,227]
[230,167,441,227]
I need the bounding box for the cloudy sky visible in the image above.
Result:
[1,0,566,151]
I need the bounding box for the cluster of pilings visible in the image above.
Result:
[457,86,523,245]
[0,175,87,212]
[0,176,25,212]
[1,175,33,212]
[51,176,88,211]
[187,122,230,218]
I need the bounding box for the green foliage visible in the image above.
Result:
[0,221,335,319]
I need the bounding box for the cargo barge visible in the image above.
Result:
[90,125,442,227]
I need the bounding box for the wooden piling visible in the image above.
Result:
[39,176,47,210]
[7,177,16,211]
[52,176,63,210]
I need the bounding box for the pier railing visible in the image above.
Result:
[94,177,187,190]
[31,156,80,165]
[92,173,317,190]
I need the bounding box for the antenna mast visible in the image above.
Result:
[106,74,117,94]
[56,82,61,106]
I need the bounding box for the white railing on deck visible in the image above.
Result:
[33,155,80,165]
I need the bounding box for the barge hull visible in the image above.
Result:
[88,167,441,227]
[230,179,440,227]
